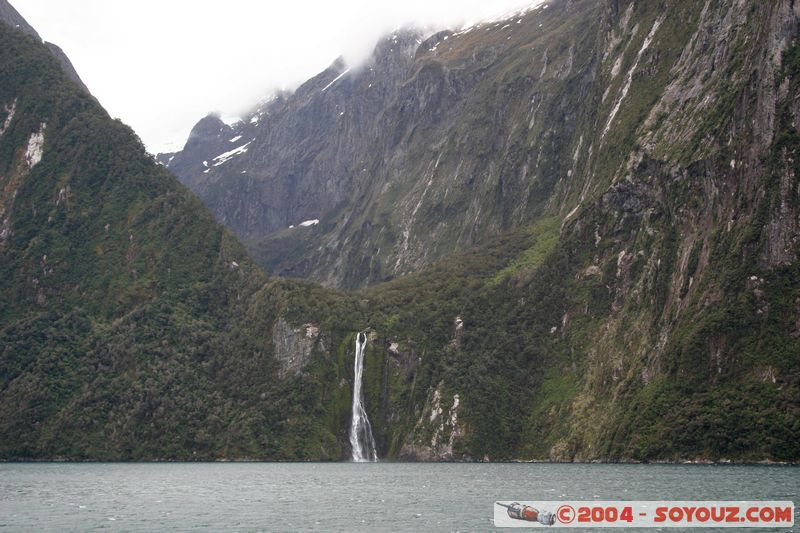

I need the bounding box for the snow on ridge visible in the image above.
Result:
[229,135,243,143]
[321,68,351,92]
[298,219,319,227]
[24,123,46,168]
[212,141,252,167]
[457,0,545,33]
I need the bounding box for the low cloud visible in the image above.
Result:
[13,0,538,153]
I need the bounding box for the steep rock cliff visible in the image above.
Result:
[165,3,601,288]
[3,0,799,463]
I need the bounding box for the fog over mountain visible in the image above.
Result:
[10,0,538,153]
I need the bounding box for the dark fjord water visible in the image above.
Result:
[1,463,797,531]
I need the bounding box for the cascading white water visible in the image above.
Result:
[349,332,377,462]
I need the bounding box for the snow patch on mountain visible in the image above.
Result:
[321,68,351,92]
[212,141,252,166]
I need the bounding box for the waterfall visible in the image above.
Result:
[349,332,377,462]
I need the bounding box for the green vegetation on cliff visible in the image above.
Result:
[0,23,350,460]
[1,0,799,463]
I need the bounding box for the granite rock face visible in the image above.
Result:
[163,9,604,289]
[272,318,323,377]
[166,1,798,295]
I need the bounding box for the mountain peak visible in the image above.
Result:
[0,0,38,39]
[0,0,90,94]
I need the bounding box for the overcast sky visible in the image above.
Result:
[12,0,537,154]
